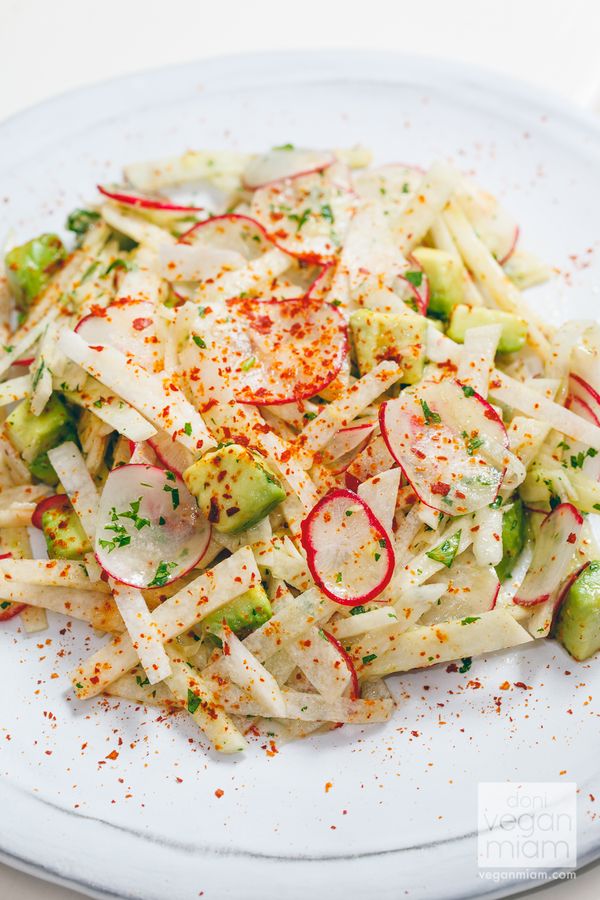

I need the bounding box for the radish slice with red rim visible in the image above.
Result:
[251,169,357,263]
[208,295,348,405]
[322,422,376,466]
[95,464,211,589]
[514,503,583,607]
[13,356,34,367]
[32,494,70,530]
[178,214,275,259]
[379,379,507,515]
[98,184,204,214]
[320,629,360,699]
[75,299,162,371]
[353,163,424,204]
[300,488,395,605]
[421,551,500,625]
[242,148,335,190]
[568,374,600,423]
[147,428,195,477]
[563,396,600,479]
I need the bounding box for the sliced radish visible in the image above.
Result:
[75,299,162,371]
[13,356,34,367]
[98,184,204,213]
[32,494,70,530]
[251,169,356,263]
[458,182,519,265]
[568,374,600,423]
[306,262,335,301]
[353,163,423,204]
[178,214,275,259]
[95,464,211,589]
[242,148,335,190]
[514,503,583,606]
[300,488,395,605]
[206,296,347,405]
[320,629,360,699]
[563,396,600,480]
[421,551,500,625]
[321,422,376,467]
[147,428,195,477]
[380,379,507,515]
[566,393,600,428]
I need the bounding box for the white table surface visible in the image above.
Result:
[2,0,600,896]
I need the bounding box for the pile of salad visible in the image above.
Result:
[1,145,599,754]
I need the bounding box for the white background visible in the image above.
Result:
[2,0,600,896]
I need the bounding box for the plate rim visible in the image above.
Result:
[1,48,600,900]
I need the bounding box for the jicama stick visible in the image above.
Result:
[59,330,213,454]
[286,625,352,701]
[0,557,110,591]
[242,588,329,663]
[394,161,460,254]
[456,324,501,398]
[72,547,260,698]
[20,606,49,633]
[363,608,533,679]
[110,580,171,685]
[0,375,31,406]
[330,606,399,640]
[47,442,99,541]
[65,377,157,443]
[221,629,286,716]
[0,581,121,631]
[163,644,247,754]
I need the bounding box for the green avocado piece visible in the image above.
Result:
[41,504,91,560]
[5,395,78,486]
[184,442,286,534]
[412,247,464,319]
[349,307,425,384]
[554,561,600,661]
[447,305,528,353]
[5,234,67,309]
[203,584,273,641]
[495,498,527,581]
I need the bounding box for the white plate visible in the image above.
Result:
[1,51,600,900]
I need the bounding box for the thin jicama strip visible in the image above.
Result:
[212,682,394,724]
[0,375,31,406]
[0,506,37,527]
[294,361,402,465]
[363,609,533,679]
[357,468,401,536]
[0,484,50,505]
[163,644,247,754]
[59,330,213,455]
[394,161,460,254]
[65,378,156,443]
[221,630,286,716]
[456,324,501,398]
[243,588,329,663]
[196,248,292,303]
[286,625,352,701]
[443,200,551,357]
[0,309,59,380]
[124,150,251,192]
[71,547,260,698]
[347,434,395,483]
[0,581,121,631]
[20,606,48,633]
[491,370,600,449]
[29,324,58,416]
[394,519,473,591]
[109,580,171,685]
[100,204,175,249]
[47,442,99,541]
[331,606,399,640]
[472,506,503,567]
[0,558,110,591]
[106,670,172,706]
[428,216,484,306]
[264,648,297,684]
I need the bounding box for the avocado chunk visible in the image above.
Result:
[349,308,425,384]
[495,498,527,581]
[554,561,600,661]
[41,503,91,560]
[203,584,273,642]
[184,442,286,534]
[5,234,67,309]
[447,305,528,353]
[412,247,464,319]
[5,395,78,485]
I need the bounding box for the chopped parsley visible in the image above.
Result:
[136,674,150,687]
[335,572,343,583]
[461,384,475,398]
[320,203,334,224]
[289,207,312,232]
[32,360,46,391]
[148,560,178,588]
[570,448,597,469]
[193,335,207,349]
[362,653,377,665]
[117,497,150,531]
[303,411,317,421]
[163,481,180,510]
[66,208,100,235]
[426,530,461,568]
[420,399,441,425]
[0,601,10,610]
[460,616,480,626]
[273,143,295,151]
[404,270,423,288]
[183,422,192,436]
[462,431,484,455]
[241,356,256,372]
[349,605,366,616]
[458,657,472,673]
[104,258,133,276]
[187,688,202,714]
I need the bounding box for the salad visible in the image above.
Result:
[1,145,599,754]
